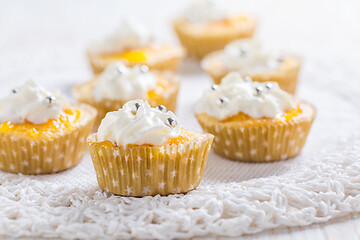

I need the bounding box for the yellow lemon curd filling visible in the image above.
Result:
[206,15,250,29]
[101,49,148,64]
[221,105,303,126]
[166,129,196,145]
[0,109,81,138]
[96,129,197,148]
[147,77,170,99]
[100,46,178,64]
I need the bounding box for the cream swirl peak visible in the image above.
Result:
[93,62,157,102]
[0,80,67,124]
[91,18,152,53]
[97,100,180,146]
[183,0,229,23]
[220,39,284,72]
[195,72,295,120]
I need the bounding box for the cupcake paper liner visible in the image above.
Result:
[87,133,214,196]
[0,104,97,174]
[73,72,180,130]
[88,51,183,75]
[204,56,301,95]
[173,17,256,59]
[196,103,315,162]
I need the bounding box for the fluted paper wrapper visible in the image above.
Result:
[205,56,301,95]
[88,51,183,75]
[87,133,214,196]
[0,104,97,174]
[73,73,179,130]
[172,17,256,59]
[196,105,315,162]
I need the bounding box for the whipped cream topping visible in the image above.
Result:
[0,80,67,124]
[195,72,295,120]
[97,100,180,146]
[183,0,229,23]
[207,39,284,73]
[93,62,157,102]
[91,18,152,53]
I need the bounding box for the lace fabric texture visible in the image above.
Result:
[1,1,360,239]
[1,133,360,239]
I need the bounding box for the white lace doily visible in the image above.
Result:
[1,0,360,239]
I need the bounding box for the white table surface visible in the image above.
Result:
[1,0,360,239]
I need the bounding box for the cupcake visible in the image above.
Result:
[72,62,180,129]
[195,73,315,162]
[201,39,301,94]
[173,0,256,59]
[0,81,96,174]
[88,18,185,74]
[87,100,214,196]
